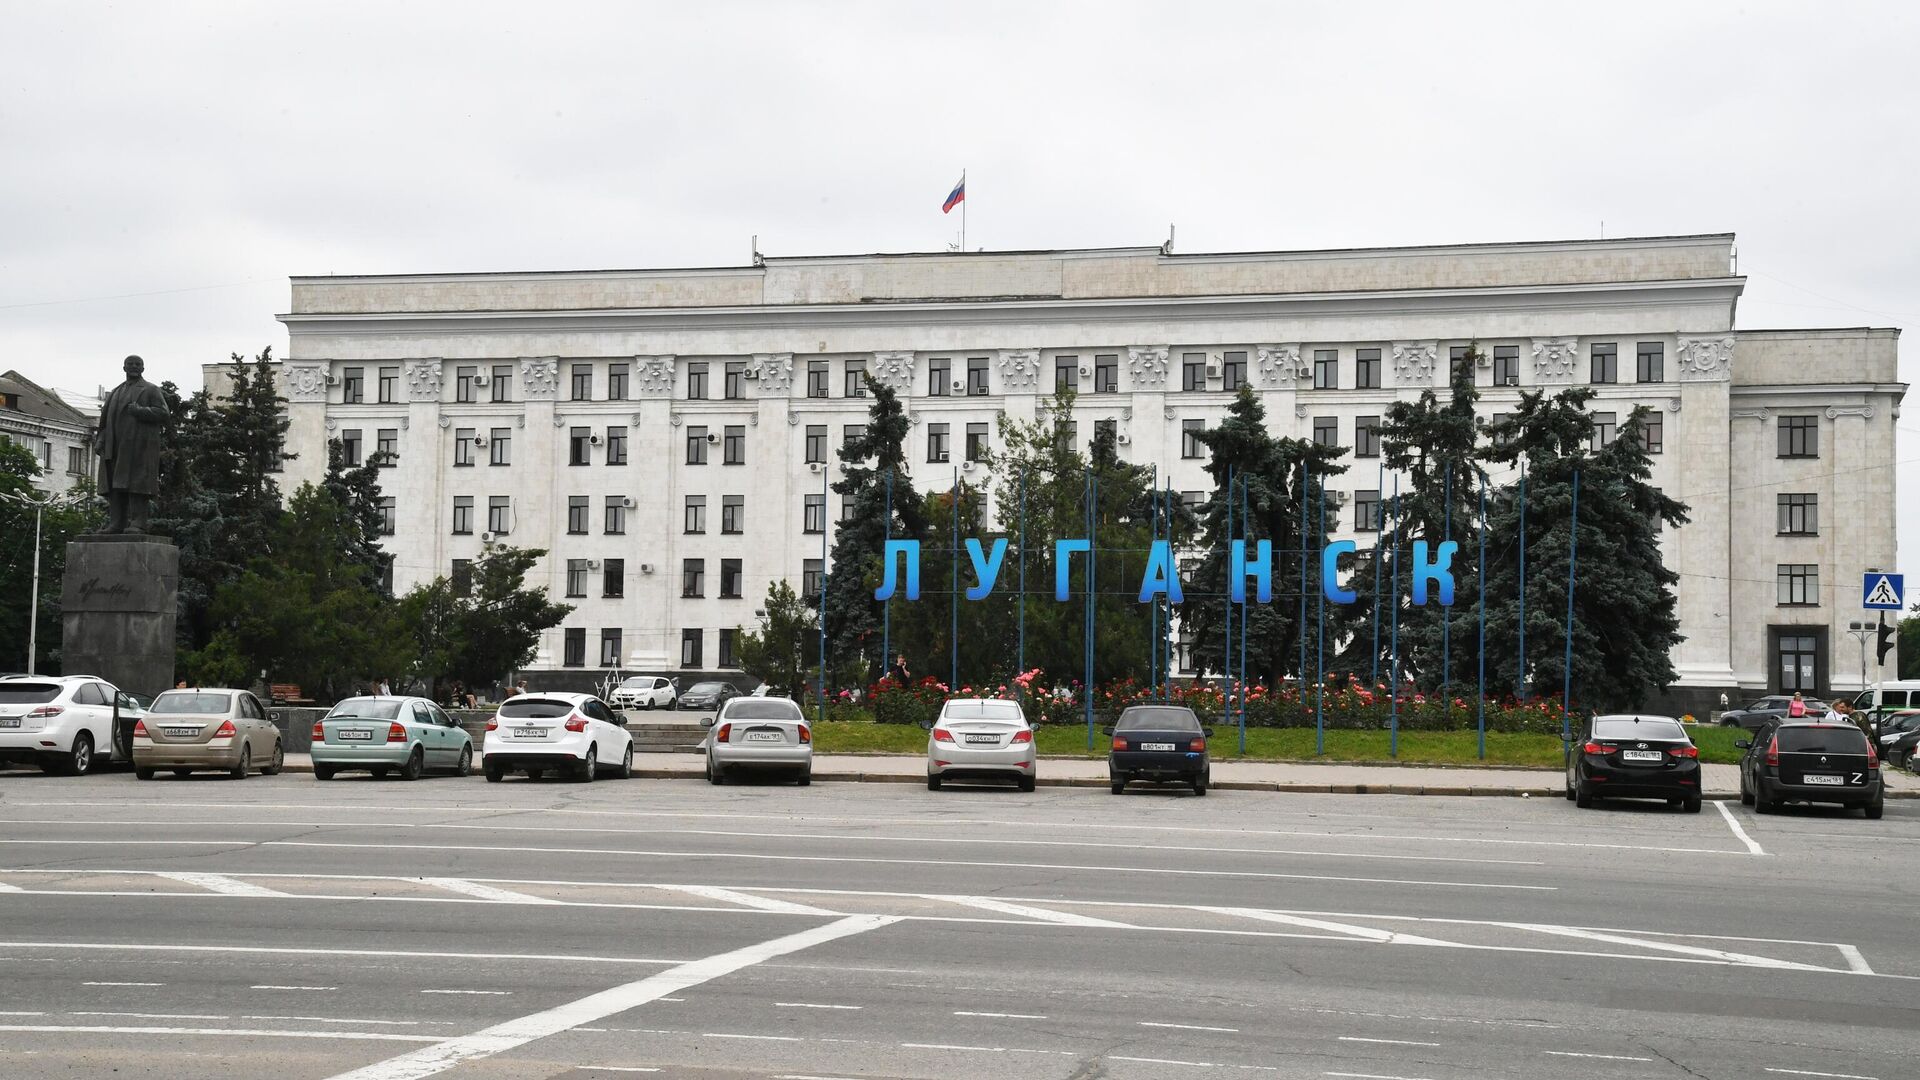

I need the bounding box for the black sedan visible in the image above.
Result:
[1107,705,1211,796]
[1564,714,1702,812]
[1739,720,1883,818]
[677,681,741,712]
[1879,711,1920,770]
[1719,695,1827,731]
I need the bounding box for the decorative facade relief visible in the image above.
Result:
[869,351,916,392]
[1127,345,1170,388]
[750,353,794,392]
[1530,338,1579,381]
[520,357,560,399]
[282,363,329,402]
[1390,342,1438,384]
[1255,344,1304,385]
[997,349,1042,390]
[1676,335,1735,381]
[635,355,678,397]
[404,359,443,401]
[1826,404,1876,420]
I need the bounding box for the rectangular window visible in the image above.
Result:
[376,428,398,465]
[1177,636,1196,675]
[682,558,706,598]
[721,495,743,534]
[1591,343,1619,384]
[488,428,510,466]
[454,428,477,467]
[1055,355,1079,391]
[1590,411,1618,451]
[1182,352,1207,392]
[807,360,829,399]
[802,559,824,598]
[569,426,592,466]
[566,559,589,597]
[686,361,709,400]
[805,425,827,464]
[1313,416,1338,448]
[723,425,745,466]
[491,364,512,403]
[685,495,706,534]
[1313,349,1338,390]
[1354,489,1382,532]
[720,558,743,599]
[803,494,826,534]
[1777,564,1819,606]
[1449,345,1471,384]
[843,424,867,458]
[1094,417,1117,446]
[1095,353,1119,393]
[600,629,622,668]
[451,559,473,597]
[718,628,738,669]
[1181,419,1205,459]
[1636,342,1664,383]
[570,363,593,401]
[455,365,478,403]
[487,496,510,535]
[680,629,703,669]
[564,628,586,667]
[378,366,399,403]
[927,423,949,463]
[377,496,395,536]
[687,425,709,465]
[1493,345,1520,387]
[340,428,363,467]
[1778,493,1818,536]
[605,496,627,535]
[341,367,364,404]
[929,356,951,396]
[1355,348,1381,389]
[567,495,589,535]
[452,496,473,535]
[845,363,867,398]
[724,361,746,400]
[1488,412,1513,450]
[1222,350,1247,391]
[1354,415,1380,458]
[608,362,629,401]
[604,558,624,598]
[605,425,626,466]
[965,422,989,462]
[62,445,82,475]
[966,357,990,396]
[1778,416,1818,458]
[1180,491,1205,515]
[1778,632,1818,692]
[1638,411,1663,454]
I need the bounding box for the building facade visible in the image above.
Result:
[1,369,97,497]
[259,235,1903,712]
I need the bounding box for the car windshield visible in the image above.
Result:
[1592,718,1688,741]
[499,698,574,719]
[326,699,405,720]
[151,692,233,714]
[0,682,61,704]
[1115,707,1202,733]
[943,700,1025,722]
[725,700,804,721]
[1777,726,1870,754]
[618,677,652,688]
[687,682,729,694]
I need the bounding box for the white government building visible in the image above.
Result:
[250,233,1901,713]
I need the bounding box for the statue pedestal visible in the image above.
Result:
[61,535,178,698]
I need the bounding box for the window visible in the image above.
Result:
[487,496,510,535]
[805,425,827,464]
[721,495,743,534]
[340,428,363,467]
[722,425,745,466]
[1182,352,1207,392]
[929,356,951,396]
[1488,412,1513,450]
[1355,415,1380,458]
[843,424,867,457]
[718,628,738,668]
[564,627,586,667]
[1057,420,1078,447]
[377,428,398,465]
[568,496,589,535]
[1778,493,1818,536]
[1217,350,1246,391]
[378,366,399,403]
[456,365,478,403]
[1443,345,1470,384]
[1313,416,1338,448]
[803,494,826,534]
[569,427,591,466]
[604,558,624,598]
[687,426,709,465]
[681,629,703,669]
[1590,411,1618,451]
[476,427,504,466]
[600,629,622,668]
[1354,489,1382,532]
[966,357,989,395]
[845,363,867,398]
[1177,636,1196,674]
[1777,632,1818,693]
[1777,563,1819,606]
[377,496,396,536]
[720,559,743,599]
[566,559,589,597]
[1095,353,1119,393]
[965,422,988,462]
[1181,419,1205,459]
[571,363,593,401]
[66,445,86,475]
[605,496,627,535]
[491,364,512,402]
[1590,342,1618,384]
[687,361,709,400]
[682,558,706,598]
[1181,490,1205,515]
[1094,417,1117,446]
[451,559,473,597]
[802,559,824,597]
[1055,355,1079,391]
[608,362,629,400]
[807,360,829,398]
[452,496,473,535]
[605,426,627,466]
[724,361,746,400]
[1355,348,1381,389]
[454,428,477,467]
[1778,416,1818,458]
[1637,412,1663,455]
[1493,345,1520,387]
[927,423,950,463]
[341,367,364,404]
[684,495,706,534]
[1313,349,1338,389]
[1636,342,1664,383]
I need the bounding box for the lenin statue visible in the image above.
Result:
[96,354,169,534]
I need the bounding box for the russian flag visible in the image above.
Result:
[942,174,965,214]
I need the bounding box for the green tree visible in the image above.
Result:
[736,578,817,699]
[0,440,103,672]
[442,544,571,693]
[820,383,928,682]
[1898,610,1920,681]
[319,436,395,591]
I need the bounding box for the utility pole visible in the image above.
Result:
[0,489,71,675]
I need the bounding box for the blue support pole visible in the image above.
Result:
[1314,469,1326,757]
[1389,474,1401,759]
[1224,467,1234,742]
[1084,467,1095,749]
[1477,469,1488,761]
[1517,463,1527,701]
[1562,470,1581,743]
[950,468,959,692]
[1017,468,1026,690]
[1442,464,1451,721]
[1242,472,1251,754]
[1296,463,1307,693]
[1371,460,1384,688]
[1149,464,1159,699]
[818,456,828,724]
[882,468,891,679]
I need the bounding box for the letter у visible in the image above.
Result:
[964,538,1007,601]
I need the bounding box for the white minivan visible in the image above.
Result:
[1850,681,1920,730]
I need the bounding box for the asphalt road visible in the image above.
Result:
[1,765,1916,1080]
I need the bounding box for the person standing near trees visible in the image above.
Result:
[888,653,911,685]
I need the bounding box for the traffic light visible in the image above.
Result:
[1876,614,1897,666]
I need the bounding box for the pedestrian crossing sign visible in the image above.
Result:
[1863,573,1904,610]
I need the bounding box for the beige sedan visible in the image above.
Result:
[133,688,284,780]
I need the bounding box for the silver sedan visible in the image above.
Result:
[705,697,811,785]
[926,698,1036,791]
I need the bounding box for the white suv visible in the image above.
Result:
[0,675,128,775]
[609,676,677,711]
[483,692,634,782]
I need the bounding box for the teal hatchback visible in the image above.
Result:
[311,696,473,781]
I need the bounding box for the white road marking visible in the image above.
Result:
[82,981,161,987]
[775,1075,866,1080]
[420,878,559,905]
[320,914,897,1080]
[0,881,21,891]
[253,985,336,991]
[955,1011,1047,1019]
[931,895,1135,927]
[700,1032,802,1041]
[74,1011,226,1021]
[1492,923,1834,972]
[153,871,288,897]
[1140,1021,1239,1032]
[1544,1051,1654,1062]
[774,1002,863,1010]
[658,883,837,915]
[1338,1036,1442,1047]
[1715,800,1767,855]
[1836,944,1875,975]
[0,1023,433,1043]
[419,990,510,996]
[900,1043,1073,1055]
[1110,1056,1225,1068]
[1197,907,1463,947]
[1765,1071,1881,1080]
[1326,1073,1436,1080]
[244,1015,451,1027]
[573,1070,659,1074]
[0,941,687,967]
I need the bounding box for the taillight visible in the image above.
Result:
[1867,744,1879,768]
[1011,729,1033,744]
[1189,738,1206,752]
[311,721,324,741]
[564,717,588,732]
[932,728,955,743]
[132,719,148,737]
[716,723,731,743]
[485,718,498,731]
[1582,742,1614,755]
[1764,735,1779,766]
[214,719,236,738]
[1673,745,1699,759]
[387,722,406,743]
[798,725,811,744]
[1111,736,1126,751]
[26,705,63,719]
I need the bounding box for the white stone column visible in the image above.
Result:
[1671,336,1736,689]
[517,357,561,668]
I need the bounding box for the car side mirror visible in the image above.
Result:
[919,719,933,730]
[1202,727,1215,737]
[271,711,283,724]
[700,716,714,728]
[1100,726,1114,736]
[1733,739,1750,749]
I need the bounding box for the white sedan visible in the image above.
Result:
[926,698,1036,792]
[483,692,633,782]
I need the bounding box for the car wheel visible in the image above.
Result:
[1574,775,1594,809]
[1865,799,1885,820]
[1754,781,1775,814]
[135,767,155,781]
[453,745,473,777]
[263,740,285,776]
[1017,775,1035,793]
[64,732,94,776]
[1564,761,1576,801]
[1683,796,1702,814]
[484,762,504,783]
[1193,772,1209,797]
[797,767,811,787]
[607,743,632,780]
[400,746,425,782]
[706,757,724,785]
[926,772,942,791]
[1740,768,1755,806]
[575,746,597,783]
[1110,779,1125,795]
[228,745,251,780]
[314,764,336,781]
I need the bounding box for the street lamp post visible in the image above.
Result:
[0,489,71,675]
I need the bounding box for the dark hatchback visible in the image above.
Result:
[677,681,741,712]
[1739,720,1883,818]
[1107,705,1211,796]
[1565,714,1702,812]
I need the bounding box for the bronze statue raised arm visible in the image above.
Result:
[95,354,169,534]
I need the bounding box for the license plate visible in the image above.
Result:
[746,731,783,743]
[964,734,999,744]
[165,727,200,738]
[1804,774,1843,785]
[1621,750,1663,762]
[0,717,18,728]
[1140,742,1177,751]
[514,728,545,738]
[338,729,372,741]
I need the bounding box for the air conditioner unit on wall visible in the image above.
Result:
[640,563,656,574]
[961,460,976,472]
[1117,432,1132,445]
[622,496,636,508]
[1079,366,1091,377]
[324,373,340,386]
[590,433,603,445]
[706,432,720,444]
[587,560,600,569]
[473,374,491,385]
[472,435,488,446]
[481,531,496,542]
[1206,359,1222,377]
[743,368,760,380]
[952,380,965,393]
[808,461,825,473]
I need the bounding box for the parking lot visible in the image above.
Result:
[1,768,1916,1079]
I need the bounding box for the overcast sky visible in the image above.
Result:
[4,1,1917,586]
